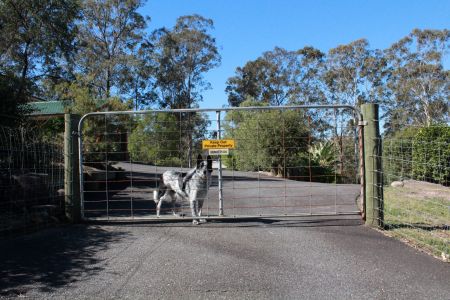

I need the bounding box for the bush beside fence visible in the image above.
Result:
[383,125,450,186]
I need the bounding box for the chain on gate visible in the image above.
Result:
[78,105,364,221]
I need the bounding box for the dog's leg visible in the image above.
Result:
[198,197,207,223]
[153,189,163,217]
[153,190,159,205]
[171,194,179,216]
[189,189,199,225]
[156,194,163,217]
[172,176,189,200]
[156,189,173,217]
[154,176,167,217]
[189,201,199,225]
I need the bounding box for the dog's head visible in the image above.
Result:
[196,154,213,180]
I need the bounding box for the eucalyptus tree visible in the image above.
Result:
[75,0,148,99]
[0,0,79,123]
[384,29,449,133]
[119,39,156,110]
[288,47,330,139]
[225,57,272,107]
[139,14,220,165]
[150,14,221,109]
[226,47,294,107]
[323,39,388,175]
[290,46,327,105]
[226,46,327,107]
[324,39,388,107]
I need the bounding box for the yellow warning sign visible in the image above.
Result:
[202,139,235,149]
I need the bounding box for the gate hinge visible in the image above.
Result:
[358,121,368,126]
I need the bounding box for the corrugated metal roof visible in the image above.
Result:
[28,99,113,116]
[28,101,70,116]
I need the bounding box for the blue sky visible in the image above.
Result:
[140,0,450,108]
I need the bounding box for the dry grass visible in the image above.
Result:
[384,180,450,261]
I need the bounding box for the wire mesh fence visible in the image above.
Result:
[78,106,363,221]
[380,125,450,260]
[0,125,65,235]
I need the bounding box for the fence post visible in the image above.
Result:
[361,103,384,228]
[64,113,81,222]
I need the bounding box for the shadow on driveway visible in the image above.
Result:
[0,225,128,297]
[86,216,363,228]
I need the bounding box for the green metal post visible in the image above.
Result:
[361,103,384,228]
[64,113,81,222]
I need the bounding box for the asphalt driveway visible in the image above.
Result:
[1,217,449,299]
[83,162,361,219]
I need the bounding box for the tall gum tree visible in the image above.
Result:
[323,39,388,175]
[150,14,221,109]
[76,0,148,99]
[145,14,221,165]
[0,0,79,124]
[384,29,449,133]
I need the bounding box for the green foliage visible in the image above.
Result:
[128,113,182,166]
[324,39,388,107]
[82,98,131,163]
[128,112,209,166]
[222,100,355,183]
[382,127,419,183]
[308,141,336,167]
[77,0,148,99]
[306,141,339,182]
[412,126,450,185]
[150,14,221,109]
[225,46,326,107]
[52,78,132,164]
[223,100,310,177]
[383,126,450,185]
[0,74,32,127]
[384,29,449,132]
[0,0,79,95]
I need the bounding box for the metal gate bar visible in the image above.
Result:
[78,105,364,221]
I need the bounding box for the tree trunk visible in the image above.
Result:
[106,68,111,98]
[17,42,30,100]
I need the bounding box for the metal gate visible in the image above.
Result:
[78,105,364,221]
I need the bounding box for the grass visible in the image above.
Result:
[383,181,450,261]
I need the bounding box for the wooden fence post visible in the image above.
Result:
[361,103,384,228]
[64,113,81,222]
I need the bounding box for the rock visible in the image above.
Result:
[391,181,404,188]
[57,189,65,196]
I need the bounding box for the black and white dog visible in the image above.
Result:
[153,154,213,225]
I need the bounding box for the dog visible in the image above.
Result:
[153,154,213,225]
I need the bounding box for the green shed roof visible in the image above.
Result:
[28,99,113,117]
[28,101,70,116]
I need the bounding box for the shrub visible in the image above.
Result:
[383,126,450,186]
[128,113,181,166]
[382,127,419,183]
[223,101,310,177]
[412,125,450,185]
